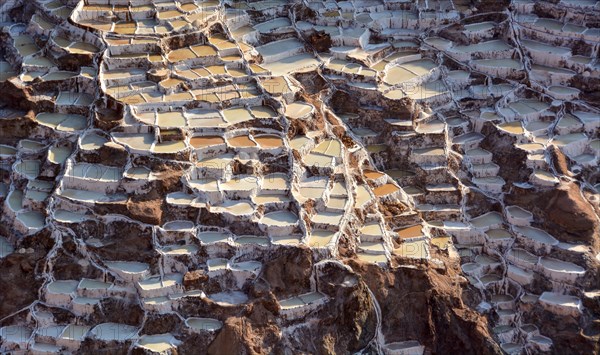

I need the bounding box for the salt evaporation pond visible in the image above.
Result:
[91,323,138,342]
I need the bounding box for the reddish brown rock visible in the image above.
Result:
[98,142,129,167]
[89,221,156,264]
[261,247,313,298]
[207,317,251,355]
[306,30,332,52]
[183,269,209,290]
[507,182,599,247]
[0,231,54,319]
[126,197,163,225]
[480,123,529,186]
[549,144,573,177]
[141,313,183,335]
[347,257,502,354]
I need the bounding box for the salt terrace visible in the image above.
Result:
[0,0,599,353]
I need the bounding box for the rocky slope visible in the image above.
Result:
[0,0,599,354]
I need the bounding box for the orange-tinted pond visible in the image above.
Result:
[228,135,256,147]
[397,225,422,239]
[364,169,384,179]
[190,136,224,148]
[373,183,399,197]
[255,135,283,148]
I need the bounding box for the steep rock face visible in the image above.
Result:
[261,247,313,298]
[0,108,37,145]
[89,298,145,326]
[141,313,183,335]
[0,231,53,319]
[77,339,132,355]
[507,182,599,247]
[348,258,502,354]
[183,269,209,290]
[480,124,529,187]
[525,304,600,355]
[87,222,156,264]
[1,0,598,353]
[203,306,281,354]
[570,75,600,109]
[464,189,502,217]
[0,81,35,113]
[276,261,377,354]
[314,262,377,353]
[93,165,183,225]
[76,142,128,167]
[203,261,378,355]
[549,145,572,177]
[475,0,512,12]
[306,30,332,53]
[207,317,256,355]
[51,246,103,280]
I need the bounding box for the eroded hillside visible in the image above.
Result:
[0,0,599,354]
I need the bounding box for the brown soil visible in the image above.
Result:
[126,195,164,225]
